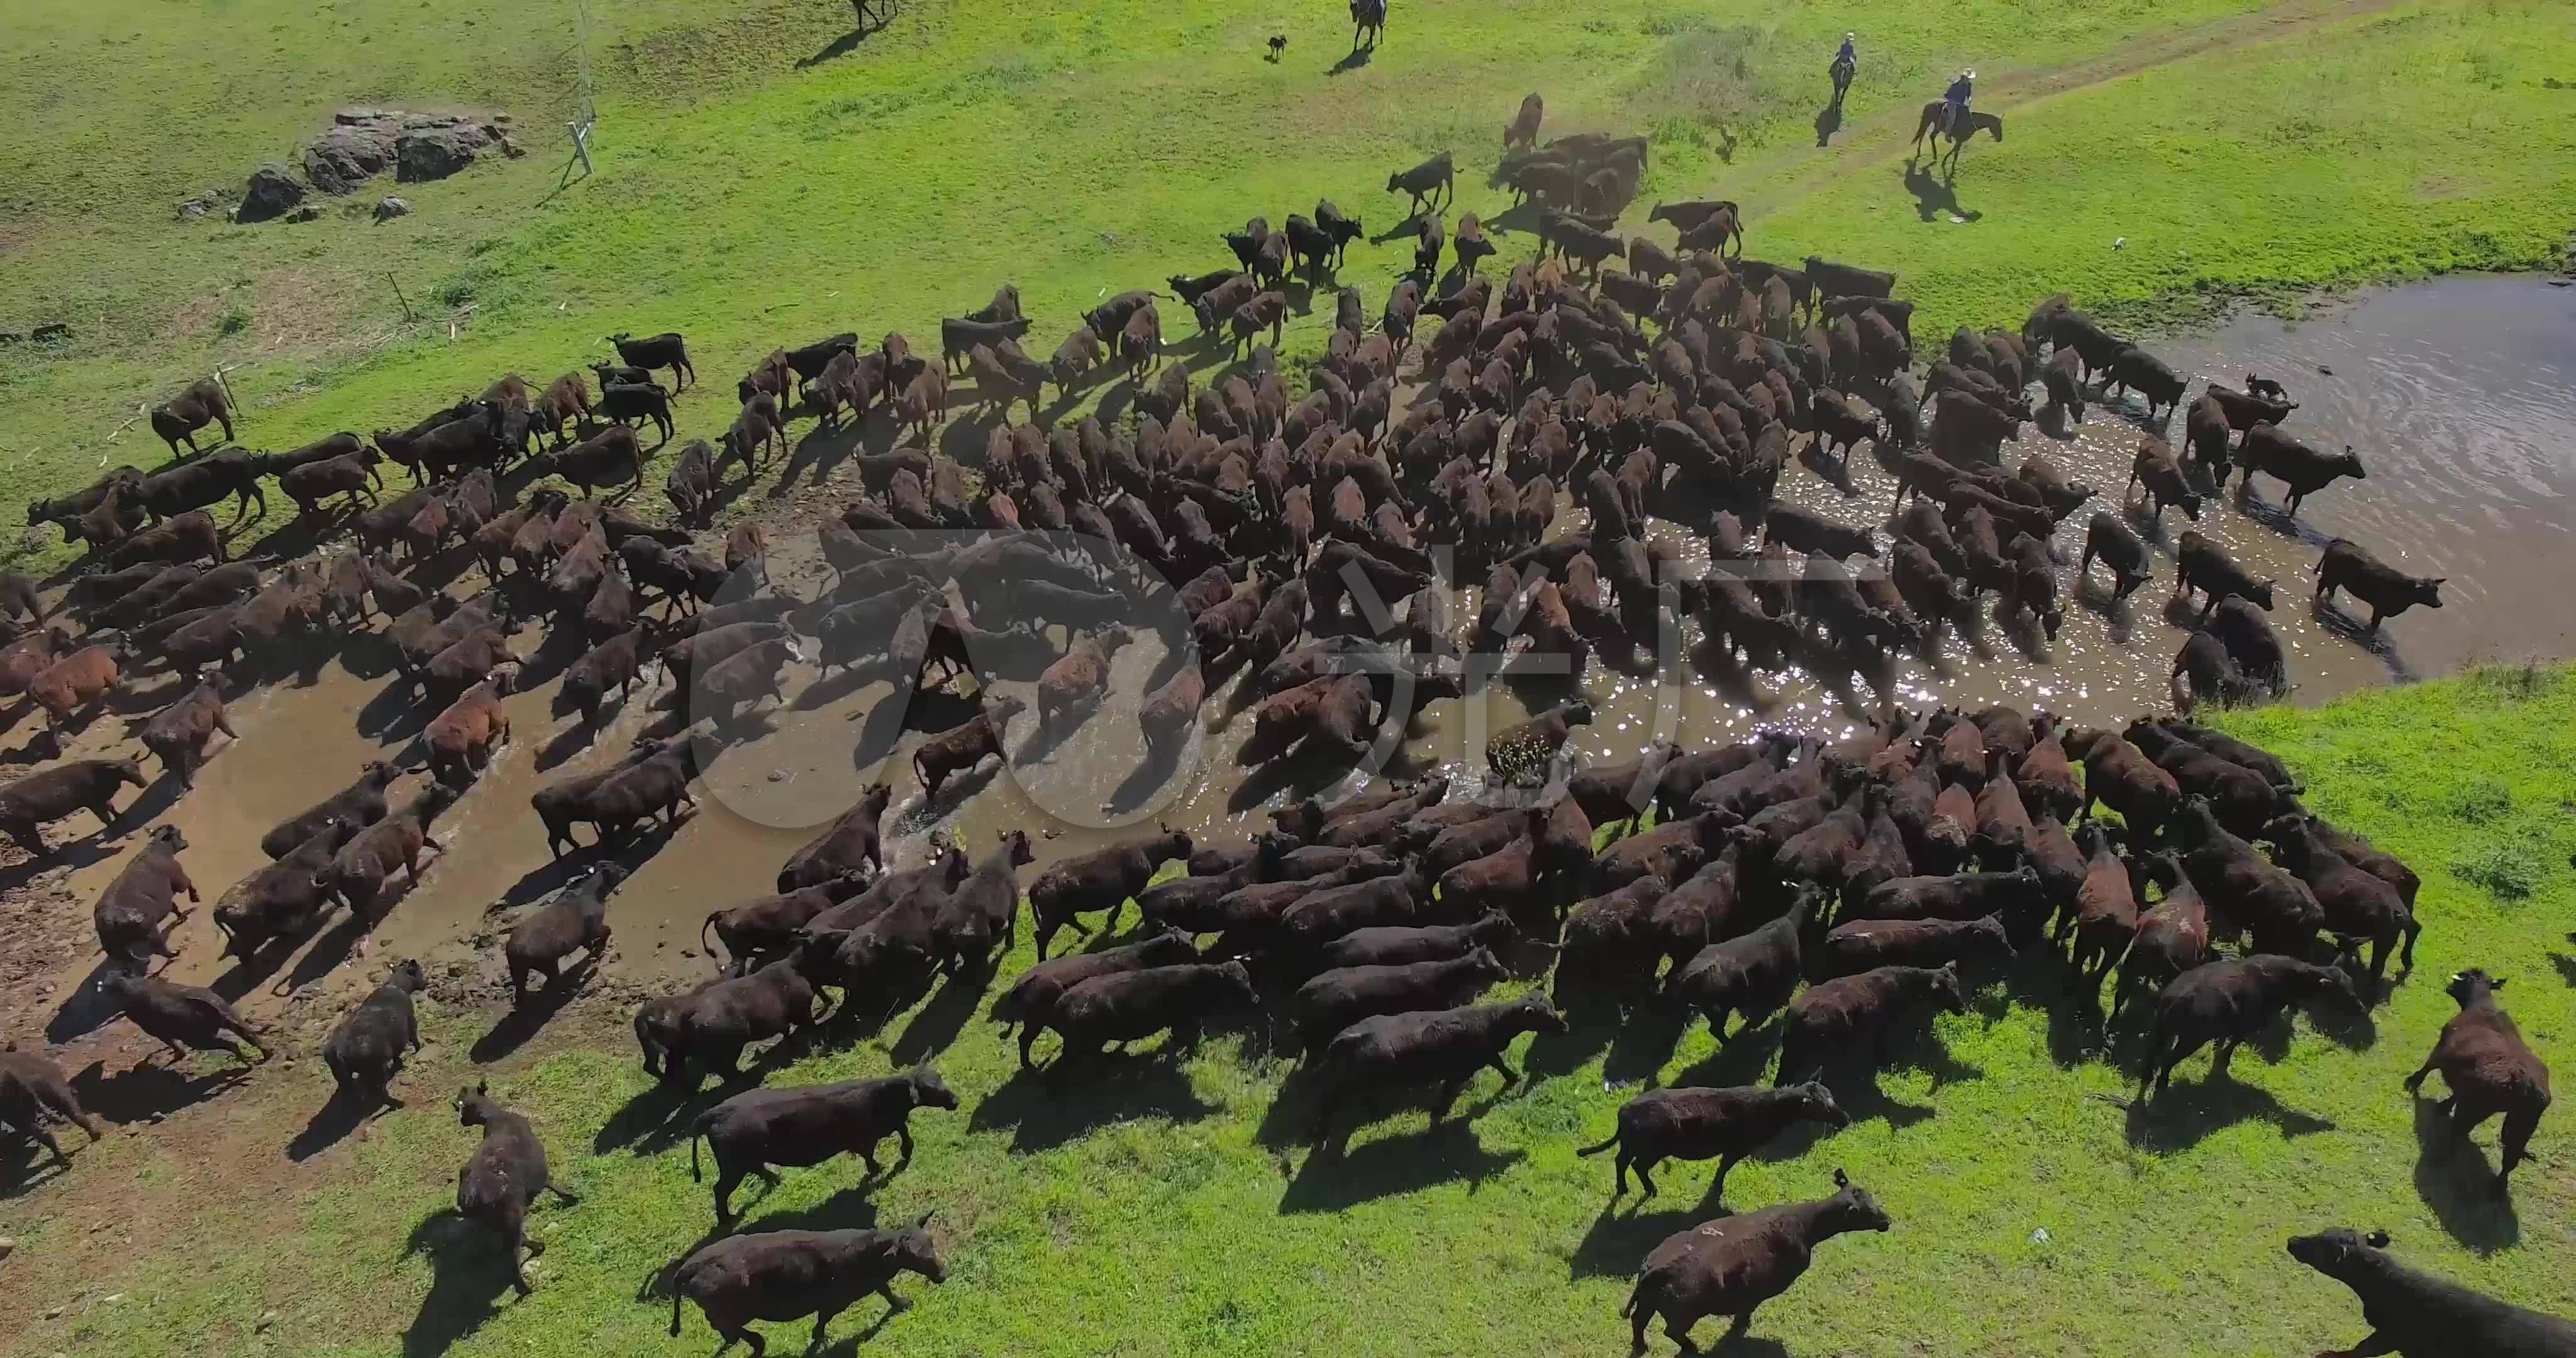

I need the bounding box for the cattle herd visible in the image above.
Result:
[0,94,2558,1356]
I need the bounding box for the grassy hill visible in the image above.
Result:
[1,0,2569,551]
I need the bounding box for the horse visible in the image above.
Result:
[1350,0,1387,50]
[1828,55,1855,108]
[1910,102,2003,171]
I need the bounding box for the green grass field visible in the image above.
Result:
[7,666,2572,1357]
[3,0,2570,556]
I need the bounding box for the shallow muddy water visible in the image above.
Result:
[19,275,2576,1024]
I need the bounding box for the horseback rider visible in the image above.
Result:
[1943,67,1975,136]
[1835,31,1856,70]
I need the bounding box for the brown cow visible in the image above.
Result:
[424,669,518,787]
[151,378,237,459]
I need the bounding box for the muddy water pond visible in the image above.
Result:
[23,274,2576,1022]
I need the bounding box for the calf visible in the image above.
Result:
[1307,993,1565,1142]
[1764,504,1875,559]
[2062,727,2181,839]
[504,863,625,1005]
[2316,538,2444,631]
[214,817,358,962]
[329,783,462,925]
[533,737,696,854]
[1028,827,1194,958]
[597,381,677,442]
[2265,813,2419,986]
[668,1217,945,1354]
[606,330,694,389]
[1,1047,106,1168]
[423,668,517,787]
[322,959,426,1110]
[777,783,894,892]
[1667,898,1816,1039]
[454,1083,579,1295]
[930,830,1037,974]
[914,695,1026,802]
[2288,1226,2576,1357]
[2402,968,2552,1195]
[1624,1169,1891,1351]
[2125,437,2202,525]
[691,1068,960,1222]
[262,761,399,858]
[104,971,267,1064]
[995,929,1201,1068]
[652,948,836,1088]
[2101,346,2186,419]
[150,377,238,458]
[1292,948,1505,1060]
[2075,512,2153,603]
[560,621,657,729]
[1385,150,1455,214]
[2240,424,2365,516]
[1851,867,2046,930]
[1316,910,1515,972]
[1774,962,1968,1086]
[92,824,197,971]
[1030,960,1257,1072]
[133,678,233,789]
[1816,915,2009,981]
[30,641,126,734]
[1579,1083,1850,1200]
[2174,529,2274,619]
[2136,954,2360,1097]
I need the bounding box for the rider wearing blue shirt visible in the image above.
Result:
[1943,68,1974,133]
[1836,33,1856,67]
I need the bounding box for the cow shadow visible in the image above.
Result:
[66,1054,253,1125]
[288,1083,390,1162]
[2122,1072,2336,1152]
[1280,1117,1526,1213]
[2548,950,2576,988]
[968,1057,1218,1154]
[43,959,136,1042]
[1570,1198,1723,1279]
[795,11,890,70]
[1903,162,1980,223]
[280,910,377,993]
[594,1080,729,1156]
[398,1209,523,1358]
[1665,1021,1787,1091]
[468,964,600,1064]
[886,969,990,1066]
[2409,1096,2520,1252]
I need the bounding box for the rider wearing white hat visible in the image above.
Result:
[1943,67,1975,134]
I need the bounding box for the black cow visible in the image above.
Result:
[1307,993,1565,1142]
[504,863,625,1005]
[1577,1083,1849,1200]
[322,959,426,1110]
[2137,954,2360,1097]
[2316,538,2444,631]
[690,1068,960,1222]
[607,331,694,389]
[668,1217,945,1355]
[1,1047,106,1168]
[454,1082,579,1295]
[647,946,835,1088]
[1623,1169,1892,1350]
[2288,1227,2576,1356]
